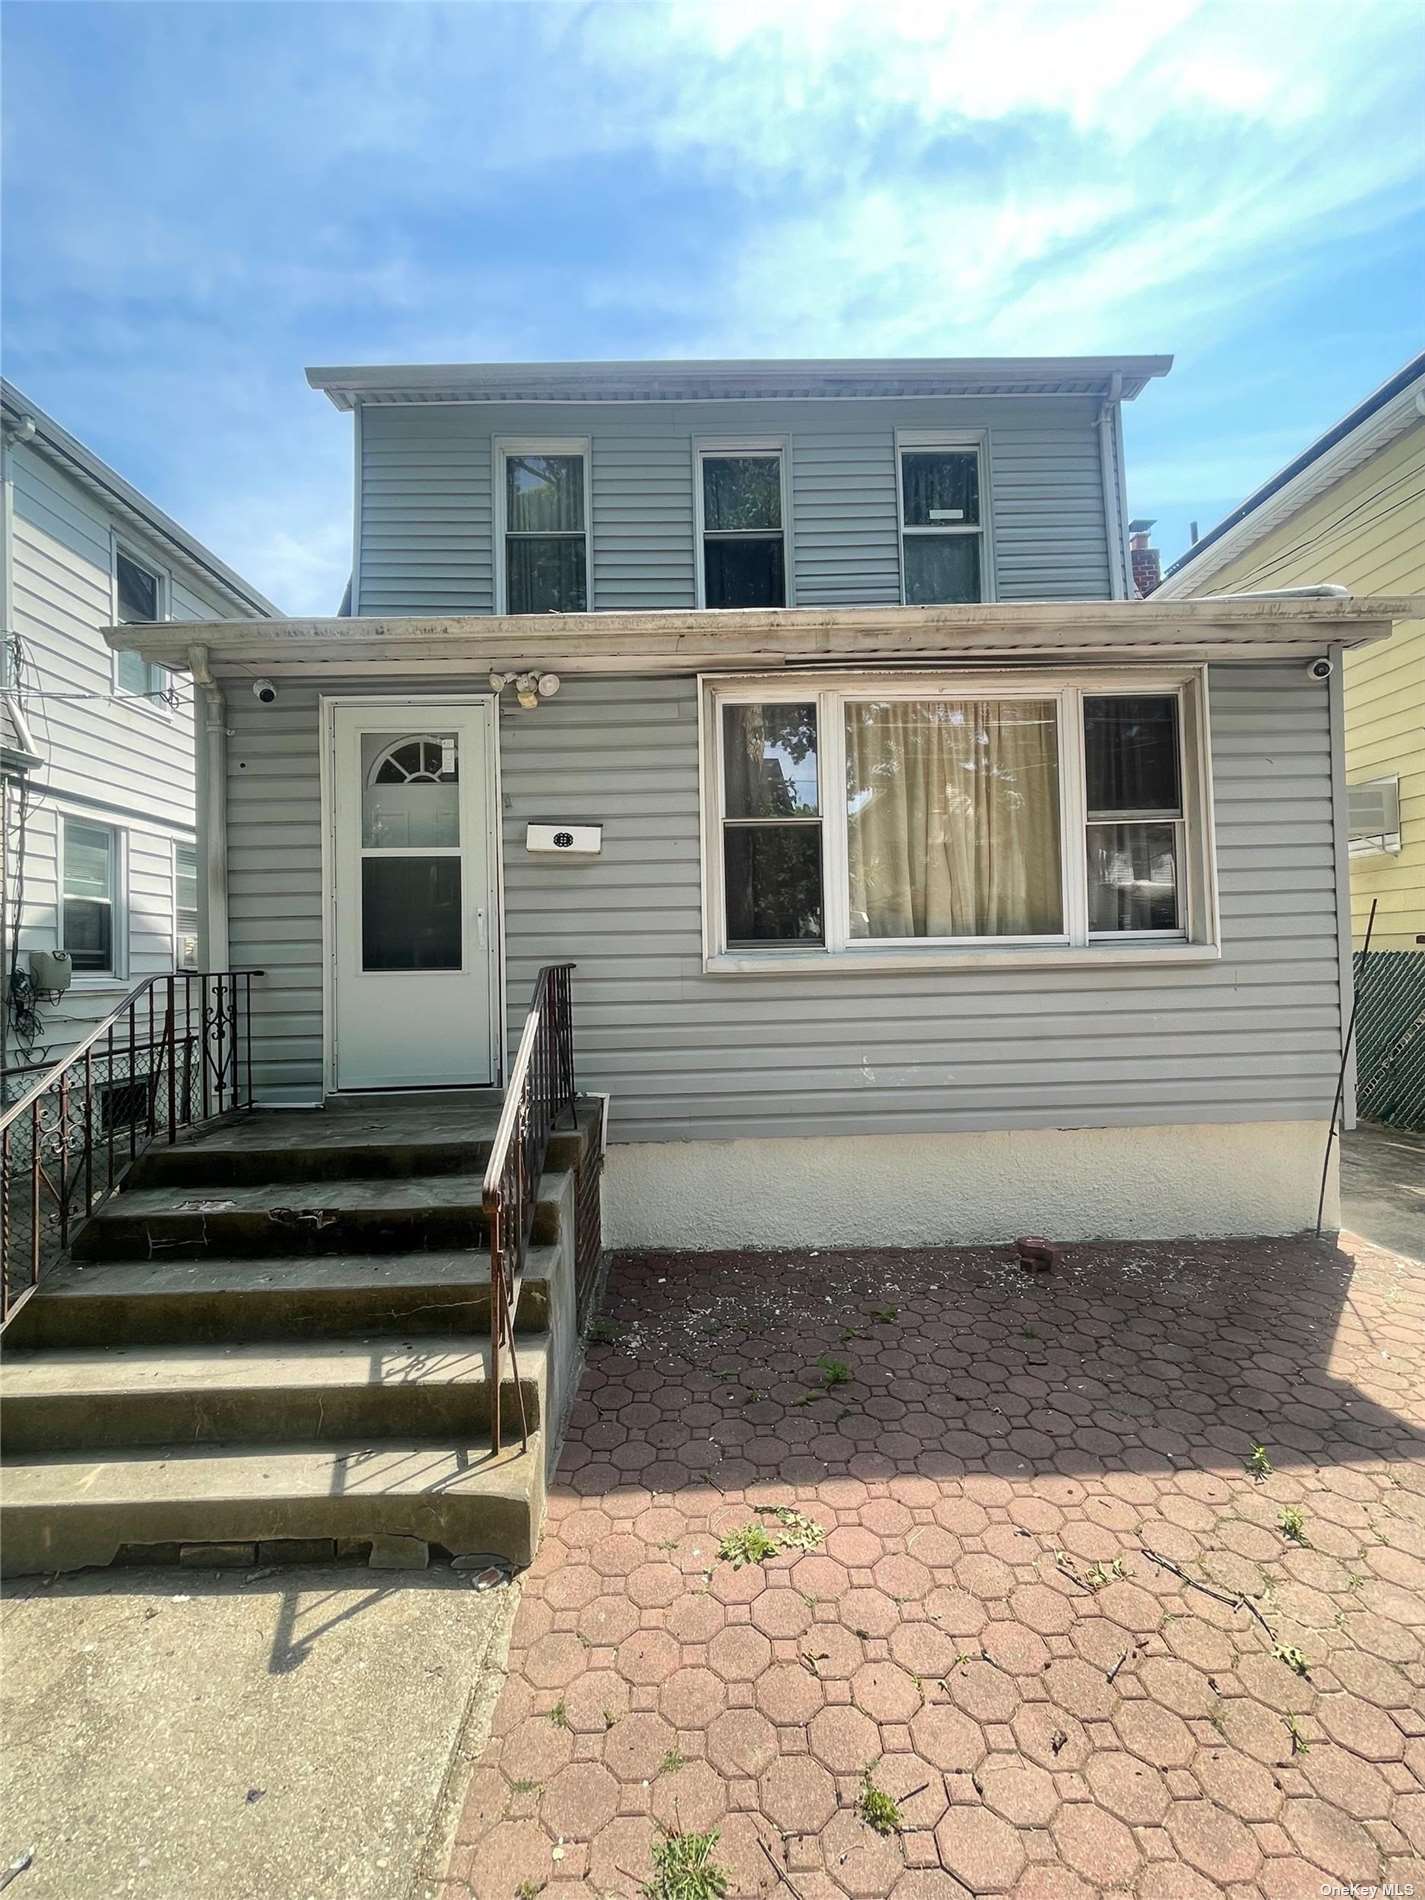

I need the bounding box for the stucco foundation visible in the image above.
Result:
[602,1119,1337,1250]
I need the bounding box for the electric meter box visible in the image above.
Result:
[526,823,602,859]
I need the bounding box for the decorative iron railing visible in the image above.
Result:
[0,971,262,1326]
[482,963,576,1456]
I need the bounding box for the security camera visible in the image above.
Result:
[251,677,277,703]
[1306,657,1333,682]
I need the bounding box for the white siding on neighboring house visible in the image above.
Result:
[355,396,1113,614]
[2,433,257,1073]
[224,663,1344,1139]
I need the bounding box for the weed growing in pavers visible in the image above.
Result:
[1085,1557,1130,1590]
[717,1506,826,1567]
[817,1356,850,1388]
[604,1710,619,1730]
[717,1522,780,1568]
[516,1882,546,1900]
[857,1766,904,1836]
[548,1699,570,1728]
[510,1779,542,1795]
[1207,1704,1228,1738]
[1285,1714,1311,1756]
[659,1749,686,1776]
[769,1506,825,1553]
[1279,1505,1309,1545]
[642,1826,730,1900]
[839,1329,868,1346]
[1246,1443,1273,1481]
[588,1318,626,1345]
[1273,1642,1310,1677]
[870,1306,898,1323]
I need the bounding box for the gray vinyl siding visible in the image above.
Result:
[227,664,1344,1135]
[356,396,1112,613]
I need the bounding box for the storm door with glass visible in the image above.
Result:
[329,700,498,1089]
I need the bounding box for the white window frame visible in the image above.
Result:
[895,430,995,605]
[699,667,1219,974]
[59,813,127,983]
[693,437,793,610]
[110,536,171,710]
[173,838,200,970]
[492,437,593,616]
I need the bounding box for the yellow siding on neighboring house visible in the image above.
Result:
[1207,419,1425,950]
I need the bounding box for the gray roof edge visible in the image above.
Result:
[306,354,1174,410]
[1161,349,1425,585]
[0,379,281,618]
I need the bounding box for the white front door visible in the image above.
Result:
[328,698,500,1090]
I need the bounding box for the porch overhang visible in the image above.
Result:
[104,596,1420,679]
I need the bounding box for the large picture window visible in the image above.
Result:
[705,674,1213,966]
[496,440,591,614]
[697,446,787,609]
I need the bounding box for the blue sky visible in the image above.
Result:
[4,0,1423,613]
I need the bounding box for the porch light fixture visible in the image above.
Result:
[488,670,561,710]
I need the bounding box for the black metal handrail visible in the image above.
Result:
[482,964,576,1456]
[0,970,263,1327]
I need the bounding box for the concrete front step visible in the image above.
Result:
[0,1334,547,1453]
[0,1436,547,1573]
[3,1246,557,1348]
[73,1172,566,1261]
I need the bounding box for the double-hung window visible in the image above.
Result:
[705,673,1214,965]
[496,440,590,614]
[62,818,121,976]
[113,548,168,700]
[898,437,989,604]
[697,445,787,609]
[174,841,200,970]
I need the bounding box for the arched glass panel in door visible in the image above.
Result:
[358,732,462,970]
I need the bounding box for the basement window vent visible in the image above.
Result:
[1348,777,1401,858]
[98,1077,155,1135]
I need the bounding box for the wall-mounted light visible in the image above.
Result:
[489,670,561,710]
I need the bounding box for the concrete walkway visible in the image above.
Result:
[444,1232,1425,1900]
[2,1561,515,1900]
[1342,1120,1425,1260]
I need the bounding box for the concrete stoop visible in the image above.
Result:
[0,1100,599,1576]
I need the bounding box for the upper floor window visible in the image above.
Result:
[496,440,590,614]
[62,817,121,976]
[898,439,989,604]
[113,547,168,700]
[697,445,787,609]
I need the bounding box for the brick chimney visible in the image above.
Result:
[1128,518,1161,597]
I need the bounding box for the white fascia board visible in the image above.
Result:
[306,355,1174,410]
[100,597,1416,677]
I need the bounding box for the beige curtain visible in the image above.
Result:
[846,699,1062,937]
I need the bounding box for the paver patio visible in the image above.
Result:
[443,1231,1425,1899]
